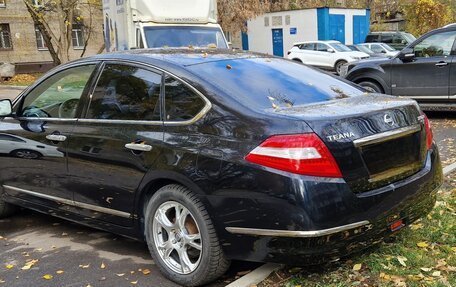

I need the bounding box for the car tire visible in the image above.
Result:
[335,60,347,75]
[11,149,42,160]
[144,184,230,287]
[358,81,384,93]
[0,198,16,219]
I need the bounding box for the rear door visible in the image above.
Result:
[450,41,456,100]
[296,43,316,65]
[314,43,333,68]
[391,30,456,100]
[66,62,165,226]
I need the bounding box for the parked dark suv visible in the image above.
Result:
[343,25,456,110]
[0,49,443,286]
[365,31,416,50]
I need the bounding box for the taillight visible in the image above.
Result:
[423,114,433,150]
[245,133,342,178]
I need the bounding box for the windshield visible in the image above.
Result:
[144,26,228,49]
[188,57,364,109]
[355,45,374,54]
[330,43,352,52]
[381,43,396,51]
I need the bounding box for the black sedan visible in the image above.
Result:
[0,49,443,286]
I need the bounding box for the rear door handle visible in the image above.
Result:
[125,143,153,152]
[46,134,67,142]
[435,61,449,67]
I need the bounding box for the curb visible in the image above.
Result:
[226,263,282,287]
[229,163,455,287]
[0,85,27,90]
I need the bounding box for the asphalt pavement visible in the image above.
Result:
[0,86,455,287]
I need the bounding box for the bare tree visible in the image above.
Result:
[23,0,102,65]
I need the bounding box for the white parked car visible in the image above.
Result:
[0,133,63,159]
[359,43,399,57]
[287,40,370,74]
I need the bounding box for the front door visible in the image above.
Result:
[67,62,164,226]
[450,51,456,100]
[0,64,97,209]
[391,30,456,100]
[272,29,284,57]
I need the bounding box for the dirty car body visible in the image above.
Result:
[0,50,443,272]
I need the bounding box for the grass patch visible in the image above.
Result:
[260,178,455,287]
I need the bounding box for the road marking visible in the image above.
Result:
[230,164,455,287]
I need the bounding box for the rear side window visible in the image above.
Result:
[87,64,161,121]
[164,75,206,122]
[381,34,393,44]
[366,35,379,42]
[300,43,315,50]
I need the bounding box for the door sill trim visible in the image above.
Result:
[2,185,131,219]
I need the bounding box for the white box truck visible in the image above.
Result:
[102,0,228,51]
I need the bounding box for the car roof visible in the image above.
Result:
[79,48,268,68]
[293,40,340,45]
[368,31,407,34]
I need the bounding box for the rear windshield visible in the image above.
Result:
[188,57,364,109]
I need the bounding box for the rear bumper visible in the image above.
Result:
[210,148,442,264]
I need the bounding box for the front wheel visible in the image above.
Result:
[144,185,230,286]
[335,60,347,75]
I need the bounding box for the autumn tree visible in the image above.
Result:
[403,0,453,36]
[23,0,102,65]
[217,0,271,32]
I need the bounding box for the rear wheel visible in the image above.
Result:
[335,60,347,75]
[0,198,16,218]
[358,80,384,93]
[144,184,230,286]
[11,149,42,160]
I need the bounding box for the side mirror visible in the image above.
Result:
[327,48,335,53]
[399,47,415,61]
[0,99,12,117]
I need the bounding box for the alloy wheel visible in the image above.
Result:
[152,201,202,275]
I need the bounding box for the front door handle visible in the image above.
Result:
[125,143,153,152]
[436,61,449,67]
[46,134,67,142]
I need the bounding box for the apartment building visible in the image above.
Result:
[0,0,103,72]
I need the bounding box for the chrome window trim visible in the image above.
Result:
[3,185,131,219]
[226,220,371,238]
[353,124,422,148]
[85,59,212,126]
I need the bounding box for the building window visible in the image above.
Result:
[0,0,6,8]
[272,16,282,26]
[285,15,291,26]
[35,26,48,50]
[0,24,12,50]
[264,17,270,27]
[72,25,84,49]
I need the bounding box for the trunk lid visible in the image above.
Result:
[272,95,427,193]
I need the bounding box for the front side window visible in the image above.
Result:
[316,43,329,52]
[21,65,96,118]
[414,31,456,58]
[87,64,161,121]
[164,75,205,122]
[0,24,12,49]
[381,35,393,44]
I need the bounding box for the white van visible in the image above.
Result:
[102,0,228,51]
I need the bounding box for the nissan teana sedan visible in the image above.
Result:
[0,49,443,286]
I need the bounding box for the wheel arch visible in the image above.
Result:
[347,70,390,94]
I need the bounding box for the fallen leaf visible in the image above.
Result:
[100,262,106,269]
[5,265,13,270]
[116,273,125,277]
[56,270,64,274]
[432,271,441,277]
[79,264,90,269]
[397,256,407,267]
[421,267,432,272]
[142,268,151,275]
[131,281,138,285]
[61,233,68,236]
[353,263,362,271]
[42,274,53,280]
[417,242,429,248]
[21,259,38,270]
